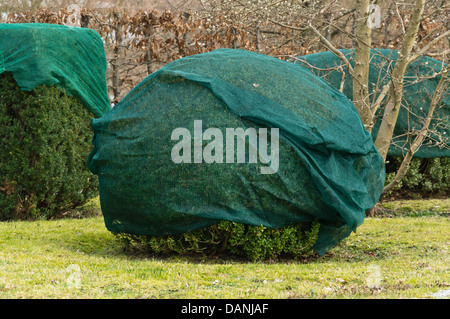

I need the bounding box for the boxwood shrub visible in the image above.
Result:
[385,156,450,198]
[116,219,320,261]
[0,72,98,220]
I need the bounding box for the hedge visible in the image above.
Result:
[385,156,449,198]
[0,72,98,220]
[116,220,321,261]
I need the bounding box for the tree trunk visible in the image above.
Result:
[112,11,123,104]
[146,27,154,76]
[353,0,373,131]
[374,0,425,161]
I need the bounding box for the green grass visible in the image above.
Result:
[378,198,450,217]
[0,198,448,299]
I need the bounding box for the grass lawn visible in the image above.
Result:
[0,198,448,299]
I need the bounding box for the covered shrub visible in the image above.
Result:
[0,72,98,220]
[88,49,385,256]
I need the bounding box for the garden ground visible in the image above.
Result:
[0,198,448,299]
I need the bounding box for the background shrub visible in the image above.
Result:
[116,220,320,261]
[0,72,98,220]
[385,156,450,198]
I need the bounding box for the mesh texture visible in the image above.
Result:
[0,23,110,117]
[88,49,386,255]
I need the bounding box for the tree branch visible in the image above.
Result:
[308,22,355,77]
[267,18,309,31]
[371,83,391,117]
[408,29,450,64]
[374,0,426,161]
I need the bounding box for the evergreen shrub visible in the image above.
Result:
[385,156,450,197]
[0,72,98,220]
[116,219,320,261]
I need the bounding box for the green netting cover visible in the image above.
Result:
[0,23,110,117]
[88,48,385,255]
[294,49,449,158]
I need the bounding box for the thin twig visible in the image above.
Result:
[409,29,450,64]
[308,22,355,77]
[371,83,391,117]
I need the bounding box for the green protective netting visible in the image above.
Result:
[293,49,449,158]
[88,48,385,255]
[0,23,110,117]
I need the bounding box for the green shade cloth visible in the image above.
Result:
[88,49,385,255]
[0,23,110,117]
[294,49,449,158]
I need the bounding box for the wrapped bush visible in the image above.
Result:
[88,49,385,255]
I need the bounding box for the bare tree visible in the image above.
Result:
[374,0,426,160]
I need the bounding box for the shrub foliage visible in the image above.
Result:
[385,156,450,198]
[0,72,98,220]
[116,220,320,261]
